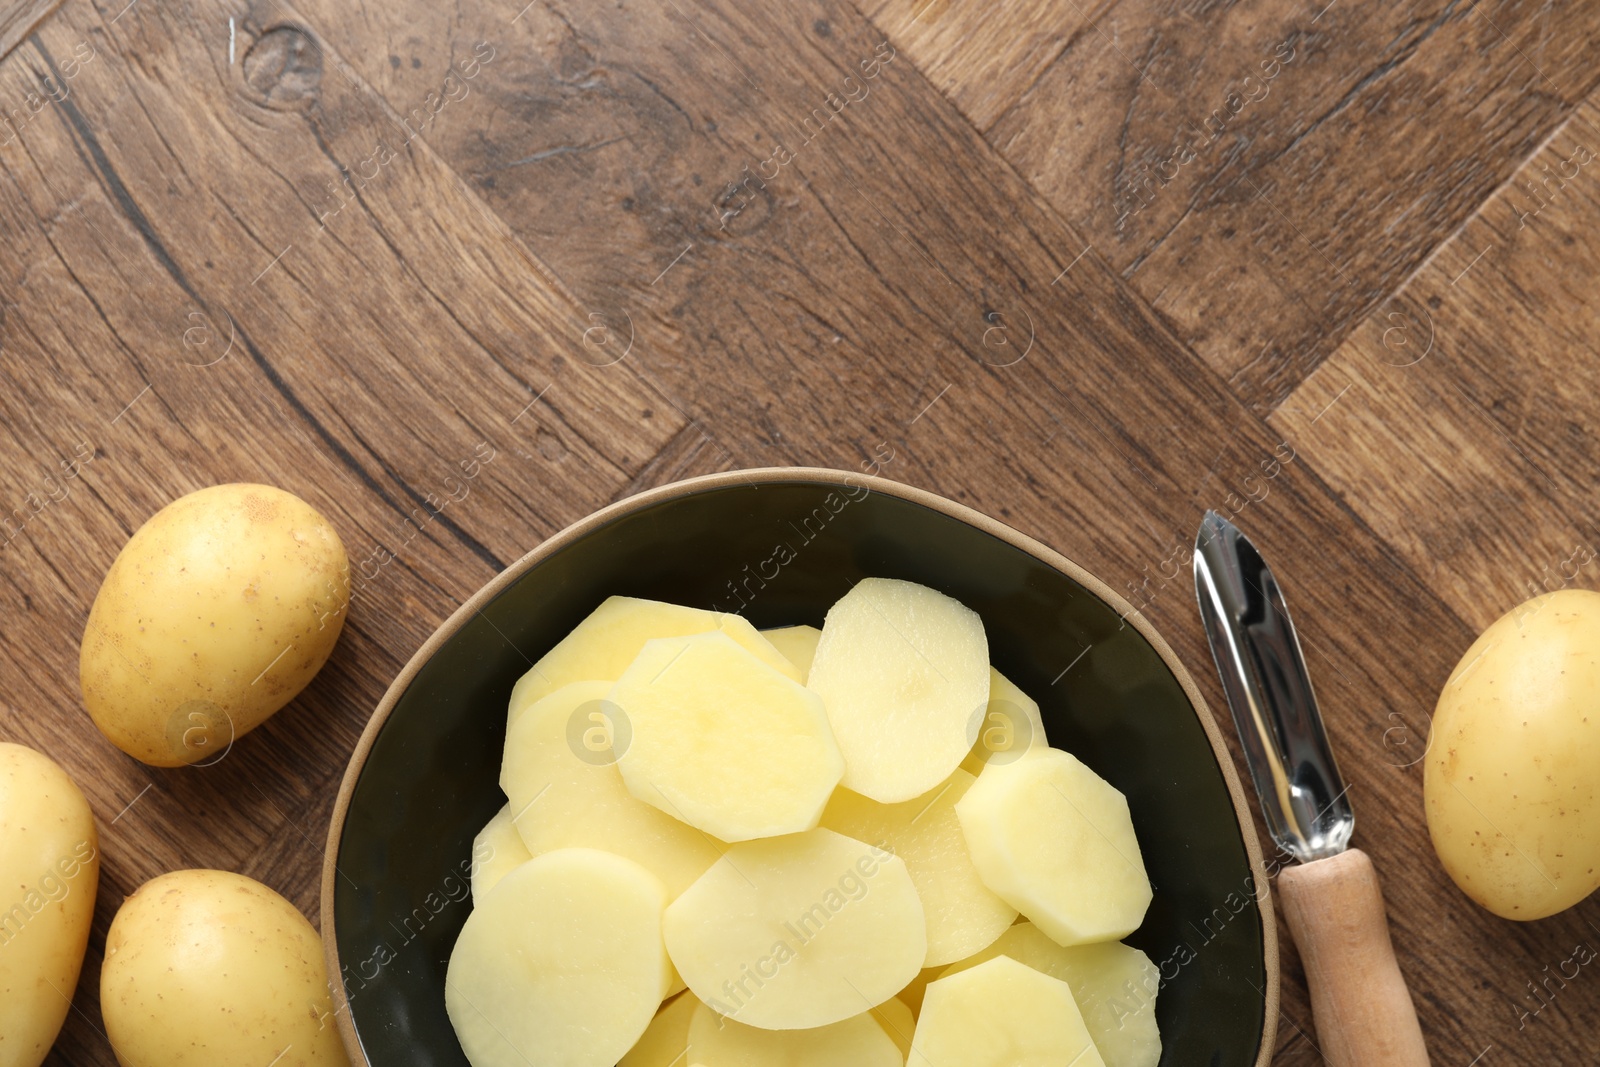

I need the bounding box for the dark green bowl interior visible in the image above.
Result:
[333,477,1265,1064]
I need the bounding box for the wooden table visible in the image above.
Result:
[1,0,1594,1061]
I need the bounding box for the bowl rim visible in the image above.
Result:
[321,466,1280,1065]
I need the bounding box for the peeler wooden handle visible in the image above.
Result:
[1277,848,1430,1066]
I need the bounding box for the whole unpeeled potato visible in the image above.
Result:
[1425,588,1600,919]
[80,484,348,767]
[101,869,351,1067]
[0,743,99,1067]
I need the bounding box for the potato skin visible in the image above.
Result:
[101,870,351,1067]
[80,484,349,767]
[1424,589,1600,920]
[0,744,99,1067]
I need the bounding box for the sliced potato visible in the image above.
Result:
[960,668,1049,774]
[956,748,1151,945]
[614,633,844,841]
[502,681,724,899]
[762,624,822,682]
[446,849,669,1067]
[912,956,1106,1067]
[938,923,1160,1067]
[508,597,798,723]
[471,803,532,903]
[619,992,697,1067]
[869,996,915,1061]
[822,769,1016,966]
[807,578,989,802]
[894,967,942,1016]
[717,617,802,680]
[688,1000,902,1066]
[663,828,926,1030]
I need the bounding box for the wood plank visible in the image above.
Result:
[1271,92,1600,1064]
[611,421,742,501]
[857,0,1091,131]
[1273,95,1600,633]
[0,3,683,1059]
[0,0,57,61]
[0,0,1585,1062]
[277,0,1578,1060]
[0,0,687,612]
[868,0,1600,412]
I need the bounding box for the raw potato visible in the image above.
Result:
[687,1000,902,1066]
[458,587,1161,1066]
[1425,589,1600,919]
[614,634,844,841]
[101,869,350,1067]
[912,956,1106,1067]
[961,668,1049,774]
[869,997,915,1060]
[447,849,668,1067]
[663,828,926,1030]
[80,483,348,767]
[470,804,532,903]
[762,625,822,682]
[808,577,990,802]
[507,597,799,723]
[938,923,1161,1067]
[957,748,1151,946]
[894,967,942,1016]
[822,769,1017,965]
[501,681,723,899]
[0,744,99,1067]
[619,992,697,1067]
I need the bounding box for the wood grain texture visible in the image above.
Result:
[0,0,57,61]
[0,0,1592,1063]
[1270,88,1600,1062]
[1277,849,1431,1067]
[1272,94,1600,633]
[0,0,679,1057]
[870,0,1600,411]
[859,0,1086,130]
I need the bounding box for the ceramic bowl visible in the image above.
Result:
[323,468,1278,1066]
